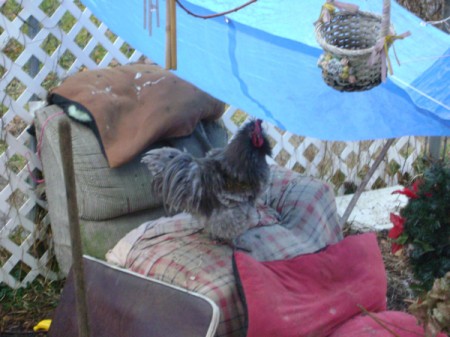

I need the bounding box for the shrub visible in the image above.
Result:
[389,162,450,292]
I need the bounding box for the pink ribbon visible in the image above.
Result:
[368,31,411,82]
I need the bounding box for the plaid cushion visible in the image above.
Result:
[109,165,343,337]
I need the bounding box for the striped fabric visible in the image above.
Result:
[110,165,343,337]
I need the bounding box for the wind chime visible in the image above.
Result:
[144,0,177,70]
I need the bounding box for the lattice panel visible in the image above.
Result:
[0,0,143,288]
[0,0,431,288]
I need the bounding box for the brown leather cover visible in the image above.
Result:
[48,63,225,167]
[48,257,218,337]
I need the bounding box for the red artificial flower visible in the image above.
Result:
[392,186,418,199]
[389,213,405,239]
[392,179,433,199]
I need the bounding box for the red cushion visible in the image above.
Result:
[330,311,448,337]
[233,233,387,337]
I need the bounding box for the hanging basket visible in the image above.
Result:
[314,1,395,92]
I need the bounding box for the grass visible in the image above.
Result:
[0,277,64,333]
[0,206,63,333]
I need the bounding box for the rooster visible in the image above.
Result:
[141,119,272,247]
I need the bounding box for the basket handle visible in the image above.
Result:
[380,0,391,38]
[368,0,391,81]
[369,0,411,82]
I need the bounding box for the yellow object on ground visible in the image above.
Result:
[33,319,52,332]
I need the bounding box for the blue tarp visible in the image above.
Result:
[81,0,450,141]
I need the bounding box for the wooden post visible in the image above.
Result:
[59,120,90,337]
[340,138,395,226]
[165,0,177,69]
[429,136,442,161]
[170,0,177,68]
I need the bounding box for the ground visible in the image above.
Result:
[0,277,64,336]
[0,229,416,335]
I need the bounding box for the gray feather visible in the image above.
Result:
[141,119,272,245]
[141,147,182,195]
[207,204,258,242]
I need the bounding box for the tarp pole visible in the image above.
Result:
[340,138,395,226]
[59,120,90,337]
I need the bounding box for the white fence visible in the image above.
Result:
[0,0,427,288]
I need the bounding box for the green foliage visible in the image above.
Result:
[74,0,85,11]
[400,162,450,292]
[39,0,59,17]
[59,11,76,33]
[40,33,60,56]
[0,276,64,331]
[0,277,60,312]
[0,0,22,21]
[7,153,27,173]
[120,42,135,58]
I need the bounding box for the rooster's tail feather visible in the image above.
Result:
[141,147,182,195]
[163,153,203,214]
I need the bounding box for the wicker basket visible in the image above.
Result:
[315,1,394,92]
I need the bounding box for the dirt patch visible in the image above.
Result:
[378,231,416,311]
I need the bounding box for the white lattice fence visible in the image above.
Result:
[0,0,426,288]
[0,0,144,288]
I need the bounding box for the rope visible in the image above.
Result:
[175,0,257,19]
[37,111,64,161]
[397,53,450,65]
[26,110,65,184]
[422,15,450,26]
[357,305,425,337]
[391,75,450,111]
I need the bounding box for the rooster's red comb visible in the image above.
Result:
[251,119,264,148]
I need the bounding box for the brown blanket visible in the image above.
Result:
[48,63,225,167]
